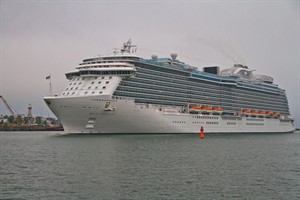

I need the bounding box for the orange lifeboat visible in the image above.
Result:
[242,109,252,114]
[259,111,267,115]
[203,106,213,111]
[189,104,203,111]
[273,112,281,117]
[212,106,224,111]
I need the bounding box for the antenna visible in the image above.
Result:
[120,39,137,54]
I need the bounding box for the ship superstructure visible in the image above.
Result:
[44,40,294,133]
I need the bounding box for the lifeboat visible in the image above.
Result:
[189,105,202,110]
[242,109,252,114]
[202,106,213,111]
[212,106,224,111]
[259,111,267,115]
[212,106,224,115]
[273,112,281,118]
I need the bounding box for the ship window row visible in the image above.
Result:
[121,80,288,107]
[235,87,284,100]
[206,121,218,125]
[222,117,240,120]
[238,82,279,92]
[129,75,284,103]
[62,91,104,96]
[192,122,204,124]
[66,71,134,79]
[119,81,284,109]
[137,63,190,77]
[137,65,280,94]
[136,72,225,93]
[246,123,264,126]
[131,98,287,115]
[137,67,189,81]
[65,85,107,91]
[118,85,223,101]
[80,70,134,75]
[116,87,288,112]
[119,83,287,107]
[191,75,280,95]
[137,63,278,93]
[246,118,264,121]
[193,116,218,119]
[70,76,112,82]
[172,121,186,124]
[126,77,232,97]
[114,90,289,114]
[227,122,237,125]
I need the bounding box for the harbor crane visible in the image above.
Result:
[0,95,17,116]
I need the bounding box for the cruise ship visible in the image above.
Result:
[44,40,295,134]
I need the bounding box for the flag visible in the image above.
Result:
[46,76,51,80]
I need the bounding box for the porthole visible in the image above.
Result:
[91,82,94,84]
[98,81,101,84]
[88,86,91,89]
[84,91,88,94]
[99,91,103,94]
[102,86,106,89]
[92,91,95,94]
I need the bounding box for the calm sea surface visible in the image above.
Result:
[0,131,299,200]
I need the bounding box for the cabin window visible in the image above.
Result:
[102,86,106,89]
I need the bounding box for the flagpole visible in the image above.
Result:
[50,75,52,96]
[46,74,52,96]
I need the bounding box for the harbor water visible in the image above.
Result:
[1,131,299,199]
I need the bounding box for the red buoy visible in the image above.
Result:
[200,126,204,139]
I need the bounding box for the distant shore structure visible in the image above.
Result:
[44,39,294,134]
[27,104,32,118]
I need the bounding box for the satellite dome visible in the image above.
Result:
[151,54,158,60]
[171,53,177,60]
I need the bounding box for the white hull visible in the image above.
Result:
[44,96,295,134]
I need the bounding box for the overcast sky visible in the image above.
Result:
[1,0,299,127]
